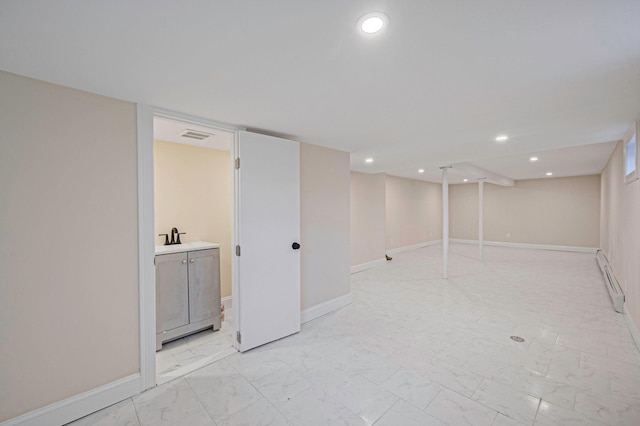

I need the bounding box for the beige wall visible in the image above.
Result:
[350,172,386,266]
[601,141,640,331]
[385,175,443,250]
[154,141,233,298]
[0,71,139,421]
[300,143,351,310]
[450,175,601,247]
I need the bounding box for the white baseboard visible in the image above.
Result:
[449,239,598,254]
[301,292,352,324]
[1,374,141,426]
[221,295,232,311]
[350,258,386,274]
[624,304,640,353]
[386,239,442,256]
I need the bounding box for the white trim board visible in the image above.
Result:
[136,104,156,392]
[386,240,442,256]
[449,239,598,254]
[1,374,140,426]
[624,304,640,353]
[221,295,233,311]
[350,258,386,274]
[301,293,352,324]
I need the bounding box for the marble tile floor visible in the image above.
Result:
[69,244,640,425]
[156,309,236,385]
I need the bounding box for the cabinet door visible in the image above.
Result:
[156,252,190,333]
[187,249,221,323]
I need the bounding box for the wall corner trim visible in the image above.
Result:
[0,374,141,426]
[350,259,386,274]
[449,239,598,253]
[386,240,443,256]
[301,293,352,324]
[624,304,640,353]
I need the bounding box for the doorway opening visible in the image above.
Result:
[152,115,237,385]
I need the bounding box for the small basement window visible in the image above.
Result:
[624,121,639,184]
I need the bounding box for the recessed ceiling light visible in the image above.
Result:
[358,12,388,34]
[418,169,424,173]
[463,179,468,182]
[530,156,539,162]
[495,135,509,142]
[365,158,374,163]
[546,172,553,176]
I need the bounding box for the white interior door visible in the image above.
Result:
[236,130,300,352]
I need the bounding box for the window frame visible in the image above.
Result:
[623,120,639,184]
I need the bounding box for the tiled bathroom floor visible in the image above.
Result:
[69,244,640,425]
[155,309,236,385]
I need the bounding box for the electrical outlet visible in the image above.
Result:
[506,232,511,239]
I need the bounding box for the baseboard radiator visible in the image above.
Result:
[596,250,624,313]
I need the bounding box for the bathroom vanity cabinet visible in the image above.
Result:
[155,242,221,350]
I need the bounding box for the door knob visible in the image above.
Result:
[181,260,187,264]
[189,258,195,263]
[292,242,301,250]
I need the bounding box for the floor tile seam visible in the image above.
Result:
[432,385,502,423]
[226,357,273,387]
[370,398,403,425]
[578,352,639,372]
[128,397,143,426]
[182,375,219,421]
[385,375,439,408]
[242,390,290,425]
[530,397,543,426]
[543,377,612,402]
[340,391,406,424]
[420,386,444,412]
[198,380,269,424]
[474,395,537,426]
[178,356,240,388]
[472,377,543,413]
[423,368,483,397]
[553,342,605,357]
[506,377,568,405]
[309,374,381,424]
[535,398,606,426]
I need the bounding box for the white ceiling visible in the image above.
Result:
[1,1,638,183]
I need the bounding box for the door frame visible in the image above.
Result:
[136,105,242,391]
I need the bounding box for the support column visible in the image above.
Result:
[440,165,451,279]
[478,178,485,261]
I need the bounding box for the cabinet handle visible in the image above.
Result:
[181,260,187,264]
[189,259,195,263]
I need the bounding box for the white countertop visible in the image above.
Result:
[155,241,220,255]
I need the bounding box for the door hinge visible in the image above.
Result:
[236,245,241,256]
[235,158,240,169]
[236,331,241,344]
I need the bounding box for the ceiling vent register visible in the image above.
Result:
[179,129,214,140]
